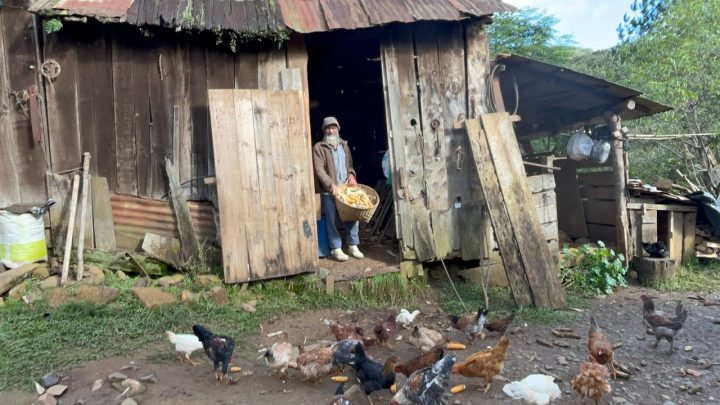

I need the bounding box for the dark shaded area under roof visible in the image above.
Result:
[493,54,672,139]
[28,0,515,34]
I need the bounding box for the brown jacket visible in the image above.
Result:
[313,140,356,193]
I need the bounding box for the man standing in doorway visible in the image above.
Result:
[313,116,364,262]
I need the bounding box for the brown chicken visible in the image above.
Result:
[373,313,399,347]
[448,307,488,341]
[324,318,376,348]
[572,361,612,404]
[485,313,516,334]
[588,315,617,377]
[452,335,510,392]
[394,346,445,377]
[297,344,335,383]
[640,294,688,352]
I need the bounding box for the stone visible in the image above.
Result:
[612,397,627,403]
[344,384,374,405]
[31,265,50,280]
[122,378,146,395]
[663,402,677,405]
[131,287,177,307]
[688,385,703,394]
[139,373,158,384]
[40,372,59,388]
[120,399,138,405]
[8,283,27,300]
[317,267,330,280]
[82,265,105,284]
[115,271,128,280]
[38,393,56,405]
[206,286,229,305]
[133,277,150,288]
[158,274,185,287]
[73,400,85,405]
[181,290,200,303]
[557,356,568,366]
[108,372,128,382]
[241,302,256,313]
[0,297,4,306]
[684,346,693,352]
[92,379,103,391]
[39,276,60,290]
[46,286,119,308]
[45,384,68,396]
[640,360,647,367]
[195,274,221,286]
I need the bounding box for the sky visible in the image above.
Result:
[506,0,635,50]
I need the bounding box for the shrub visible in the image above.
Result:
[560,241,628,294]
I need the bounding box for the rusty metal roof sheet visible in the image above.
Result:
[31,0,514,34]
[111,194,217,251]
[493,54,672,137]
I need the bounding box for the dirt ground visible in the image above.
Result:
[3,286,719,405]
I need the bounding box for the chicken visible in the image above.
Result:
[642,241,669,258]
[192,324,235,383]
[390,354,457,405]
[588,315,616,377]
[571,361,611,404]
[640,295,688,352]
[408,325,448,353]
[324,318,376,348]
[396,309,420,328]
[485,313,516,334]
[374,313,399,347]
[452,335,510,392]
[332,338,364,371]
[328,383,350,405]
[165,331,204,366]
[448,307,488,342]
[297,344,335,382]
[503,374,561,405]
[395,346,445,377]
[263,331,293,378]
[349,342,399,395]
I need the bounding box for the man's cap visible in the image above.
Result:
[322,116,340,131]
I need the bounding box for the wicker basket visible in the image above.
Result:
[334,184,380,223]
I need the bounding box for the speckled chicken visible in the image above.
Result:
[390,354,456,405]
[297,344,335,382]
[572,361,611,404]
[408,325,448,353]
[448,307,488,342]
[263,331,293,378]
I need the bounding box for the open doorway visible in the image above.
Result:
[305,30,399,276]
[306,30,387,188]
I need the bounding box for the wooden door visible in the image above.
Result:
[208,89,317,283]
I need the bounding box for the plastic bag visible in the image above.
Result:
[567,130,594,161]
[0,210,47,268]
[591,139,611,164]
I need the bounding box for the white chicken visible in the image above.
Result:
[396,309,420,328]
[503,374,561,405]
[165,330,204,366]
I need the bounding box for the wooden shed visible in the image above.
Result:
[0,0,669,307]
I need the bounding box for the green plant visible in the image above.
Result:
[42,18,63,34]
[561,241,628,294]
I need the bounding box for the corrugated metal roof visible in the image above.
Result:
[30,0,515,34]
[111,194,217,251]
[493,54,672,136]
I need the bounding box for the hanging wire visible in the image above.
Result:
[486,63,520,116]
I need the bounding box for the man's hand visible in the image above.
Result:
[330,184,338,196]
[348,174,357,187]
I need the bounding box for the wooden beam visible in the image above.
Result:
[626,203,697,212]
[91,177,116,251]
[682,212,696,264]
[604,110,630,263]
[61,173,80,285]
[165,157,200,260]
[76,152,91,280]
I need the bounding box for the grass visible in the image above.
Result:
[438,282,591,325]
[657,260,720,292]
[0,272,428,391]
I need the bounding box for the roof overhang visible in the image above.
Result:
[493,54,672,139]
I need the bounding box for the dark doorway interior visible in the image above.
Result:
[306,31,387,188]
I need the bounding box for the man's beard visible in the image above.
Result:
[324,134,340,146]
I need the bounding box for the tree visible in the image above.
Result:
[488,8,577,66]
[617,0,674,42]
[574,0,720,193]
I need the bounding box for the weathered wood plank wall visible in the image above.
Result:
[40,22,282,203]
[0,7,47,207]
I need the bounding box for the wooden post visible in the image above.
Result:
[61,173,81,285]
[604,106,633,265]
[76,153,91,280]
